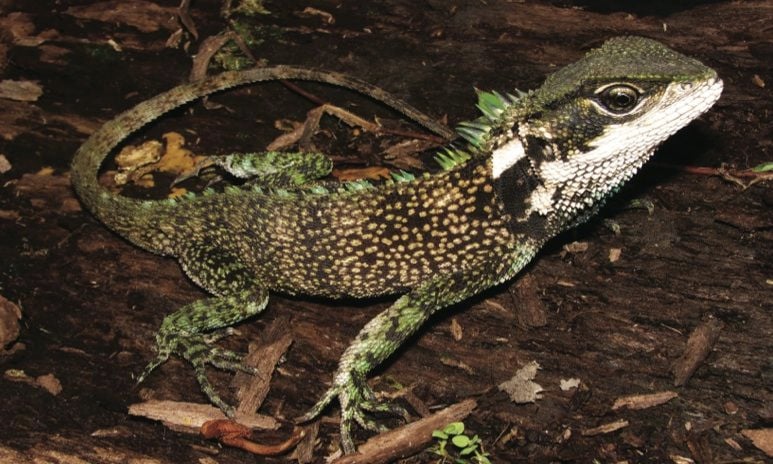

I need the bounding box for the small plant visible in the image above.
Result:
[431,421,491,464]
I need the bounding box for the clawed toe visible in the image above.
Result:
[298,373,411,454]
[136,331,256,415]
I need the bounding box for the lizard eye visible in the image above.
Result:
[596,84,640,114]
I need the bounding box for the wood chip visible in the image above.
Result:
[0,80,42,101]
[672,317,724,386]
[449,317,463,341]
[128,400,279,434]
[741,428,773,457]
[0,155,11,174]
[581,419,629,436]
[0,294,21,349]
[611,391,678,410]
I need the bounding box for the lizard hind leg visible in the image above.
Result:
[136,246,269,414]
[296,261,517,454]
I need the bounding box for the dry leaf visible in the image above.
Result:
[333,166,392,181]
[65,1,178,34]
[560,378,581,391]
[741,428,773,457]
[498,361,543,403]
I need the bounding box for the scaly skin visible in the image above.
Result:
[72,37,722,453]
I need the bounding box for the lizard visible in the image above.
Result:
[71,36,723,453]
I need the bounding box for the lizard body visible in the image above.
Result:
[72,37,722,453]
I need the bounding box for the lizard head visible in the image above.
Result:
[488,36,723,233]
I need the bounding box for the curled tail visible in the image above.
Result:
[71,65,454,253]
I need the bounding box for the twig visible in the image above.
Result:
[177,0,198,39]
[653,162,773,188]
[331,399,477,464]
[233,317,294,414]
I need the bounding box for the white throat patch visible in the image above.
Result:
[525,77,723,217]
[491,138,526,179]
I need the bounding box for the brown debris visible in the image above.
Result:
[232,317,294,414]
[288,422,320,464]
[3,370,61,395]
[0,80,42,102]
[0,294,21,350]
[686,431,714,464]
[581,419,629,437]
[13,173,82,213]
[672,317,724,387]
[127,400,279,434]
[65,1,178,34]
[741,429,773,457]
[509,273,547,329]
[611,391,679,411]
[200,420,305,456]
[498,361,543,404]
[331,399,477,464]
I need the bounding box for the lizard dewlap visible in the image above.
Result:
[71,36,722,454]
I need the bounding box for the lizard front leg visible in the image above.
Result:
[298,264,511,453]
[137,246,269,414]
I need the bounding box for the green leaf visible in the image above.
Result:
[460,445,477,455]
[432,430,449,440]
[451,434,471,448]
[475,454,492,464]
[751,161,773,172]
[443,422,465,435]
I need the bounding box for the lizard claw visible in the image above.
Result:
[136,331,257,414]
[296,371,410,454]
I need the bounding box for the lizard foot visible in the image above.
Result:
[296,371,410,454]
[136,331,257,414]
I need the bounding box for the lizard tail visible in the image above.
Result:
[71,65,454,253]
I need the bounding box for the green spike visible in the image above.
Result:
[309,185,329,195]
[433,147,471,171]
[458,120,490,131]
[391,170,415,183]
[434,152,452,170]
[456,126,484,147]
[344,180,373,192]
